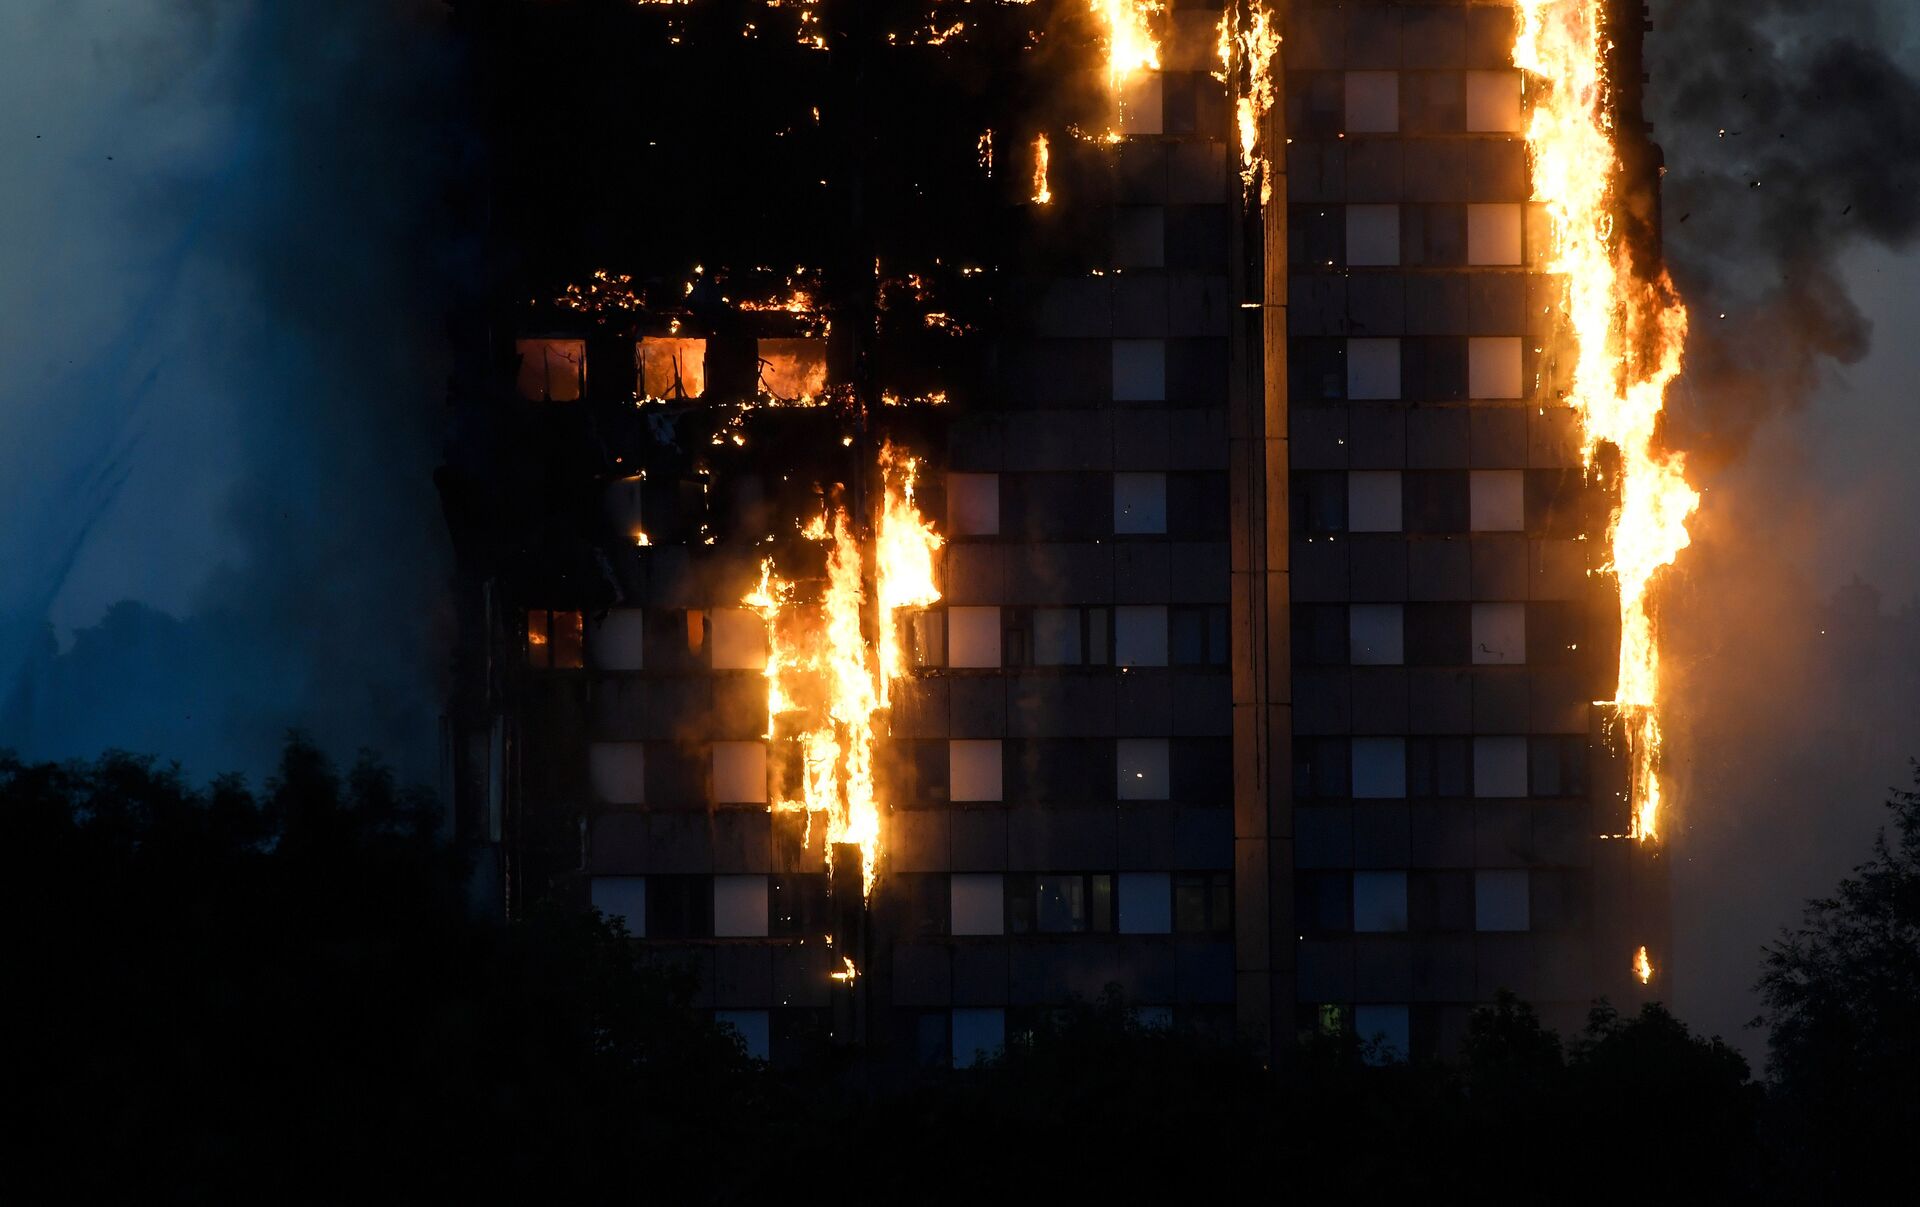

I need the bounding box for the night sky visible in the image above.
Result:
[2,0,1916,1058]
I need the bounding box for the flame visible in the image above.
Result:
[1633,944,1655,985]
[1220,4,1281,203]
[744,444,943,896]
[1092,0,1161,89]
[1515,1,1696,843]
[830,956,859,984]
[1031,133,1052,205]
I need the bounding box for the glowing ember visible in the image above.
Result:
[1515,1,1697,843]
[744,444,944,895]
[1031,133,1052,205]
[1634,944,1655,985]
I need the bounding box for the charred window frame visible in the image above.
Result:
[526,608,584,669]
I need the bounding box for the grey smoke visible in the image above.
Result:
[0,1,466,784]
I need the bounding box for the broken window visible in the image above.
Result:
[637,336,707,400]
[756,338,827,401]
[526,609,583,669]
[514,337,586,402]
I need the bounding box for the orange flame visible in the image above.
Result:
[1515,1,1697,843]
[1633,944,1655,985]
[1220,4,1280,203]
[1093,0,1161,89]
[1031,133,1052,205]
[744,445,943,895]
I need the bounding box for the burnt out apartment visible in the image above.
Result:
[437,0,1668,1069]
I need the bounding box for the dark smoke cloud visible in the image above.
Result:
[1645,0,1920,1058]
[0,1,469,784]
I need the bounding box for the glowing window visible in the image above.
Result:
[1468,336,1523,398]
[527,609,583,669]
[710,608,768,671]
[637,336,707,400]
[514,337,586,402]
[1118,72,1162,136]
[1465,70,1523,133]
[757,338,828,401]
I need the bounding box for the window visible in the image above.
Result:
[1465,70,1523,133]
[952,1008,1005,1068]
[1296,871,1353,932]
[770,874,829,937]
[948,472,1000,536]
[1001,607,1033,668]
[1467,203,1522,265]
[1475,870,1531,931]
[1403,205,1467,266]
[1470,470,1525,531]
[949,740,1003,802]
[646,876,711,939]
[712,741,768,804]
[1293,472,1349,534]
[1170,605,1228,666]
[1115,606,1169,667]
[589,609,646,671]
[1473,736,1529,798]
[591,876,646,936]
[1468,336,1523,399]
[637,336,706,399]
[527,609,583,669]
[1352,737,1408,799]
[1407,737,1471,798]
[757,338,827,401]
[1348,471,1402,533]
[1034,608,1083,665]
[1114,472,1168,534]
[1115,206,1165,268]
[605,474,645,541]
[1293,604,1349,668]
[1353,871,1409,933]
[947,606,1002,668]
[1349,604,1405,666]
[514,337,585,402]
[1405,603,1470,666]
[1355,1004,1410,1064]
[1008,873,1116,934]
[1293,738,1352,800]
[1471,602,1526,665]
[1118,872,1173,934]
[897,873,951,937]
[909,609,946,669]
[1404,472,1469,533]
[710,608,768,670]
[1346,204,1400,267]
[1118,70,1162,136]
[1344,71,1399,133]
[1347,338,1401,400]
[1112,339,1166,402]
[713,874,769,938]
[588,742,647,806]
[950,872,1005,936]
[1116,738,1171,801]
[716,1010,770,1062]
[1409,870,1475,932]
[1174,872,1232,934]
[1529,736,1589,797]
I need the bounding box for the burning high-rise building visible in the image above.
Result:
[437,0,1682,1068]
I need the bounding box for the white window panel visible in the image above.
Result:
[1116,738,1171,800]
[1033,608,1083,665]
[588,742,647,806]
[1349,604,1405,666]
[1352,737,1407,799]
[1348,470,1403,533]
[1113,471,1168,534]
[1346,204,1400,267]
[713,874,769,938]
[950,740,1004,802]
[1118,72,1163,136]
[1112,339,1167,402]
[514,337,585,402]
[716,1010,771,1061]
[1345,71,1399,133]
[710,607,768,670]
[712,740,768,804]
[637,336,707,400]
[1467,203,1523,266]
[950,872,1005,935]
[1347,338,1401,400]
[1475,870,1531,931]
[952,1007,1006,1068]
[1465,70,1523,132]
[590,876,646,936]
[1118,872,1172,934]
[1472,602,1527,665]
[947,472,1000,536]
[1356,1004,1411,1064]
[1115,605,1169,667]
[589,609,646,671]
[947,606,1002,668]
[1468,336,1523,399]
[1114,205,1165,268]
[1470,469,1525,532]
[1473,736,1529,798]
[1353,871,1409,933]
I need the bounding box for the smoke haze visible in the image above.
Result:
[0,1,467,785]
[1649,0,1920,1057]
